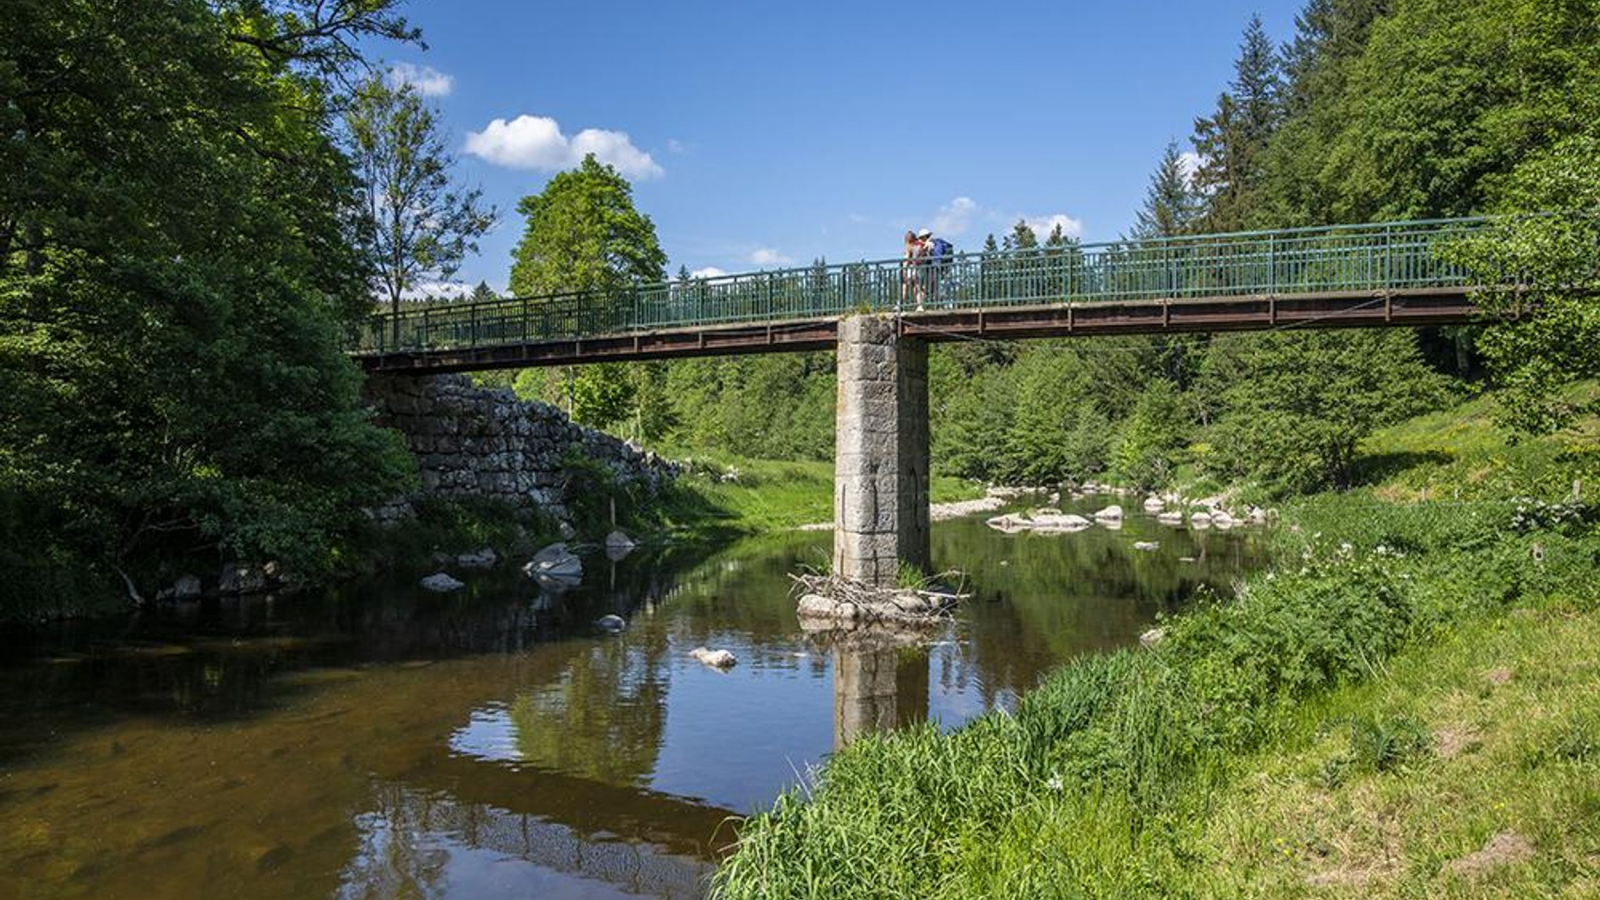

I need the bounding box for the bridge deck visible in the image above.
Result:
[353,217,1492,374]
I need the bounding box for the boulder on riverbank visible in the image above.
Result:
[986,512,1092,534]
[931,495,1006,521]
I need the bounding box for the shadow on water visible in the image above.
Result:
[0,495,1266,900]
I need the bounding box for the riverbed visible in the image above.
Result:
[0,495,1265,900]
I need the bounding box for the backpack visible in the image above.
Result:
[929,237,954,263]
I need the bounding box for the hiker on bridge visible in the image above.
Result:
[911,229,954,310]
[900,230,922,308]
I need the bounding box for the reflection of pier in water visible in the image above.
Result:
[829,637,931,748]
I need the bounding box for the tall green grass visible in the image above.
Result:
[712,391,1600,899]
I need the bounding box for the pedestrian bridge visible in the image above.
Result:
[351,217,1490,375]
[354,216,1503,586]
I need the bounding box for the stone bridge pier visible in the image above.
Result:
[833,316,930,586]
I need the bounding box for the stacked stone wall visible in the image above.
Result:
[364,374,677,522]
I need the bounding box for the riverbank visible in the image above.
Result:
[659,454,985,535]
[711,395,1599,899]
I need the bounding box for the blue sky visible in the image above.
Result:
[385,0,1306,294]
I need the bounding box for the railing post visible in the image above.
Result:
[422,307,430,349]
[1267,236,1276,294]
[470,302,478,347]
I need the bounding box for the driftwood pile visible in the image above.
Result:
[790,572,969,627]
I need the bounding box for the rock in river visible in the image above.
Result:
[1133,541,1160,551]
[524,543,582,580]
[420,573,465,593]
[1093,505,1124,522]
[594,614,626,632]
[604,529,637,560]
[689,647,737,669]
[455,547,497,570]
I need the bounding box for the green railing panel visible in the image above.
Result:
[351,216,1494,355]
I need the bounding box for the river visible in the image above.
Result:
[0,494,1265,900]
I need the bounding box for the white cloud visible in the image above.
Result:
[688,266,729,279]
[929,196,978,236]
[1022,214,1085,242]
[748,247,794,267]
[401,279,474,300]
[387,63,453,98]
[666,138,686,153]
[909,197,1081,245]
[464,115,664,180]
[1177,151,1204,186]
[847,212,871,224]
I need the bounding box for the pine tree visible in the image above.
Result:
[1133,140,1201,239]
[470,280,498,303]
[1192,15,1284,231]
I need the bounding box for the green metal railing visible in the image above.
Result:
[351,216,1492,355]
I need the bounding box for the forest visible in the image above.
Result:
[501,0,1598,503]
[3,0,1597,619]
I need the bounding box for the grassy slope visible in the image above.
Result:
[1182,604,1599,898]
[712,392,1599,899]
[663,453,983,534]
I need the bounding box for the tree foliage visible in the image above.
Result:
[346,74,494,328]
[509,154,667,297]
[0,0,417,612]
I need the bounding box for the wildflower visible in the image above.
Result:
[1045,773,1064,792]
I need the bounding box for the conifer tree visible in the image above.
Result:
[1192,15,1284,231]
[1133,140,1201,239]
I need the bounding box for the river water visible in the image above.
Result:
[0,495,1265,900]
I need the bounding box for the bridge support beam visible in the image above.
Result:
[833,316,930,586]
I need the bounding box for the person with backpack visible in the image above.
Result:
[916,229,954,309]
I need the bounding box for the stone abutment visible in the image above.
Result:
[833,316,931,585]
[364,374,676,524]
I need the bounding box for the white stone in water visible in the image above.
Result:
[594,614,626,632]
[1212,510,1236,528]
[1139,627,1168,648]
[690,647,737,669]
[1190,511,1213,528]
[1143,496,1165,512]
[420,573,464,592]
[1157,511,1185,526]
[1133,541,1160,551]
[1094,505,1124,521]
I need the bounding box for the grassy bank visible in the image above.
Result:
[662,453,984,534]
[712,397,1599,899]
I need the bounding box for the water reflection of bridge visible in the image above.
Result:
[340,781,717,900]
